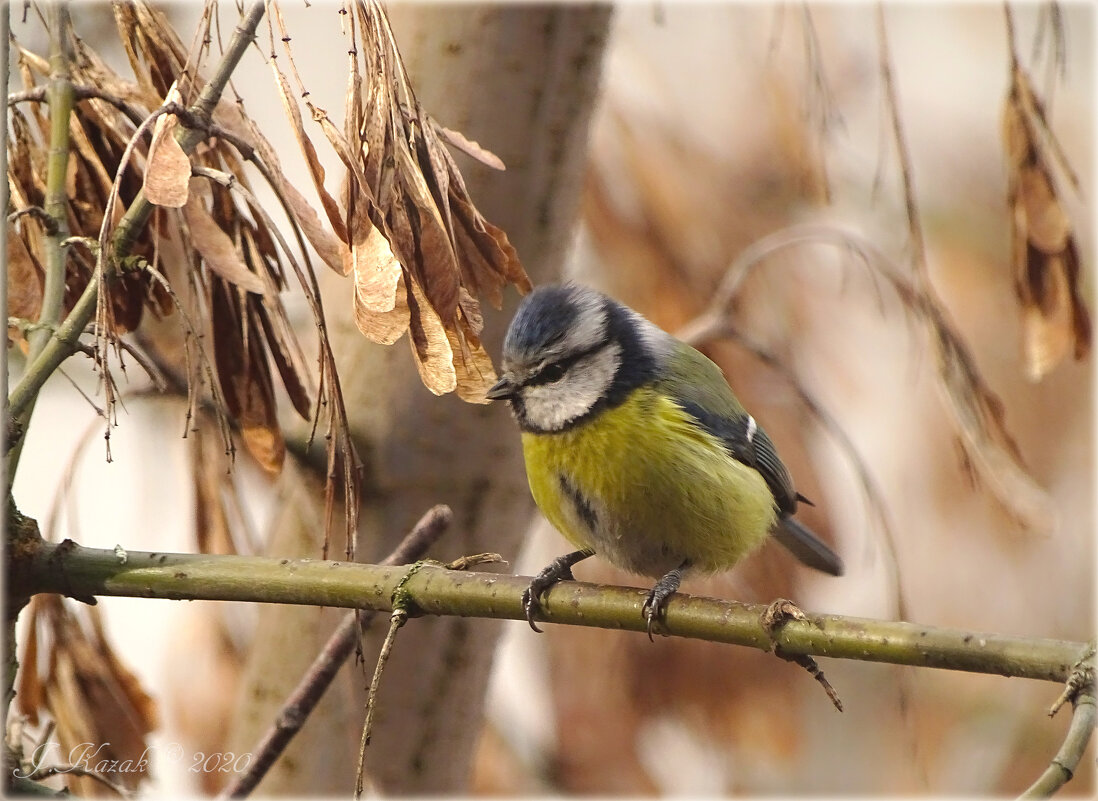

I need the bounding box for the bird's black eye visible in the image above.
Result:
[540,362,567,383]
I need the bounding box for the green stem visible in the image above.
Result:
[16,540,1091,685]
[8,3,75,481]
[29,2,74,363]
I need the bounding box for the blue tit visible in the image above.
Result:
[486,283,843,635]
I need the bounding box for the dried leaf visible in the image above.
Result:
[450,193,528,310]
[144,84,191,207]
[7,233,43,333]
[355,269,411,345]
[183,191,268,294]
[447,325,498,404]
[210,281,286,473]
[191,420,238,555]
[253,291,315,420]
[1021,252,1075,380]
[434,122,506,170]
[275,0,532,402]
[406,274,456,395]
[1002,64,1091,381]
[254,138,349,275]
[353,224,404,313]
[38,597,158,794]
[16,599,43,725]
[1018,166,1071,254]
[268,54,349,244]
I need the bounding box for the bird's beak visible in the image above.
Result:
[486,375,518,401]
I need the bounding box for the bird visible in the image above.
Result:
[486,283,843,635]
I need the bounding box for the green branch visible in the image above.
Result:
[15,539,1090,685]
[29,2,74,364]
[7,3,75,480]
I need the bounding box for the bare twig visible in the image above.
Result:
[8,83,149,128]
[218,505,452,800]
[352,551,505,797]
[139,260,234,457]
[683,217,1054,538]
[354,607,407,799]
[1049,644,1096,718]
[763,599,843,712]
[7,205,57,233]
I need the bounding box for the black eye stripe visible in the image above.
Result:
[526,341,607,387]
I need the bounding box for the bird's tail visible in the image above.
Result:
[772,517,844,576]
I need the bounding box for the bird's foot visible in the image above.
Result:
[642,563,687,641]
[521,549,593,633]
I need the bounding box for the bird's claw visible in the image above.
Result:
[641,592,663,641]
[521,585,546,633]
[521,550,591,633]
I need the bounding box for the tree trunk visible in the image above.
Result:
[227,5,613,794]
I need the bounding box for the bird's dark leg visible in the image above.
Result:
[522,549,595,633]
[642,561,689,640]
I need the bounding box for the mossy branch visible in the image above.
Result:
[15,539,1090,686]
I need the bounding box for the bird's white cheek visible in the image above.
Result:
[521,344,620,431]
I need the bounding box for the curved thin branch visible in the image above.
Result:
[8,84,149,129]
[1021,687,1096,798]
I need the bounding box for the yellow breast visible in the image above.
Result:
[520,387,777,578]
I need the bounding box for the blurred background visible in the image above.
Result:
[9,2,1094,796]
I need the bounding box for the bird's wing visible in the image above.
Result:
[658,343,799,515]
[658,342,845,576]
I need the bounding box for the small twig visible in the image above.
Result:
[445,552,506,571]
[7,205,57,234]
[139,260,235,458]
[218,505,452,800]
[350,548,501,798]
[110,338,170,393]
[8,83,149,128]
[777,650,843,712]
[1049,644,1096,718]
[354,607,407,799]
[762,599,844,712]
